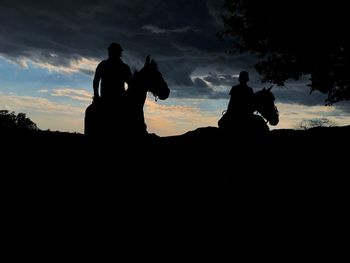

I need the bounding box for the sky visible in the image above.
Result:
[1,0,349,136]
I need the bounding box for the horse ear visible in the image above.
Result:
[267,85,273,91]
[150,59,158,68]
[145,55,151,66]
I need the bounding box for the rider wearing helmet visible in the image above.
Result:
[93,42,132,104]
[227,71,255,119]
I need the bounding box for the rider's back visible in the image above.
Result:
[97,58,131,101]
[227,83,254,118]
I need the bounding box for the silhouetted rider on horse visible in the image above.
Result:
[219,71,255,130]
[219,70,279,135]
[85,43,170,139]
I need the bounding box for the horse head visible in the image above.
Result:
[132,55,170,101]
[254,86,279,126]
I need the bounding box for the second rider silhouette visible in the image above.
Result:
[227,71,254,119]
[218,71,255,131]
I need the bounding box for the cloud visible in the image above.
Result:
[142,25,199,34]
[0,0,235,98]
[2,0,325,106]
[1,0,347,118]
[1,91,349,136]
[0,54,98,75]
[144,97,220,136]
[0,92,86,132]
[0,91,221,135]
[38,89,49,93]
[30,57,98,75]
[144,95,349,136]
[330,101,350,114]
[51,88,92,102]
[0,92,84,115]
[273,103,350,129]
[202,73,238,86]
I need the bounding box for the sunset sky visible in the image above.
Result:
[1,0,349,136]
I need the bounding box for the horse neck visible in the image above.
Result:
[254,93,269,116]
[254,95,262,112]
[254,92,276,120]
[129,72,148,107]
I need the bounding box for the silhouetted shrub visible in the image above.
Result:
[295,118,337,130]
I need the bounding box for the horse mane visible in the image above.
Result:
[132,69,140,79]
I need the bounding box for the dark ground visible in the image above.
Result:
[1,126,349,261]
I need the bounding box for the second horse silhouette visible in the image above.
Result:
[218,86,279,136]
[84,55,170,139]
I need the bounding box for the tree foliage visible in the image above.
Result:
[0,110,38,130]
[220,0,350,104]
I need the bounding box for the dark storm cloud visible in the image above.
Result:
[0,0,222,57]
[0,0,230,97]
[332,101,350,114]
[271,84,328,106]
[142,25,199,34]
[0,0,342,108]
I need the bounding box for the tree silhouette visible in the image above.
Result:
[220,0,349,104]
[0,110,38,130]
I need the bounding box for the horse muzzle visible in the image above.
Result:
[157,84,170,100]
[269,117,279,126]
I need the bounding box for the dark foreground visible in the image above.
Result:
[1,126,349,261]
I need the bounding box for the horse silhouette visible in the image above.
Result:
[218,86,279,135]
[84,55,170,138]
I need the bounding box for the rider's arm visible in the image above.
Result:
[93,63,102,97]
